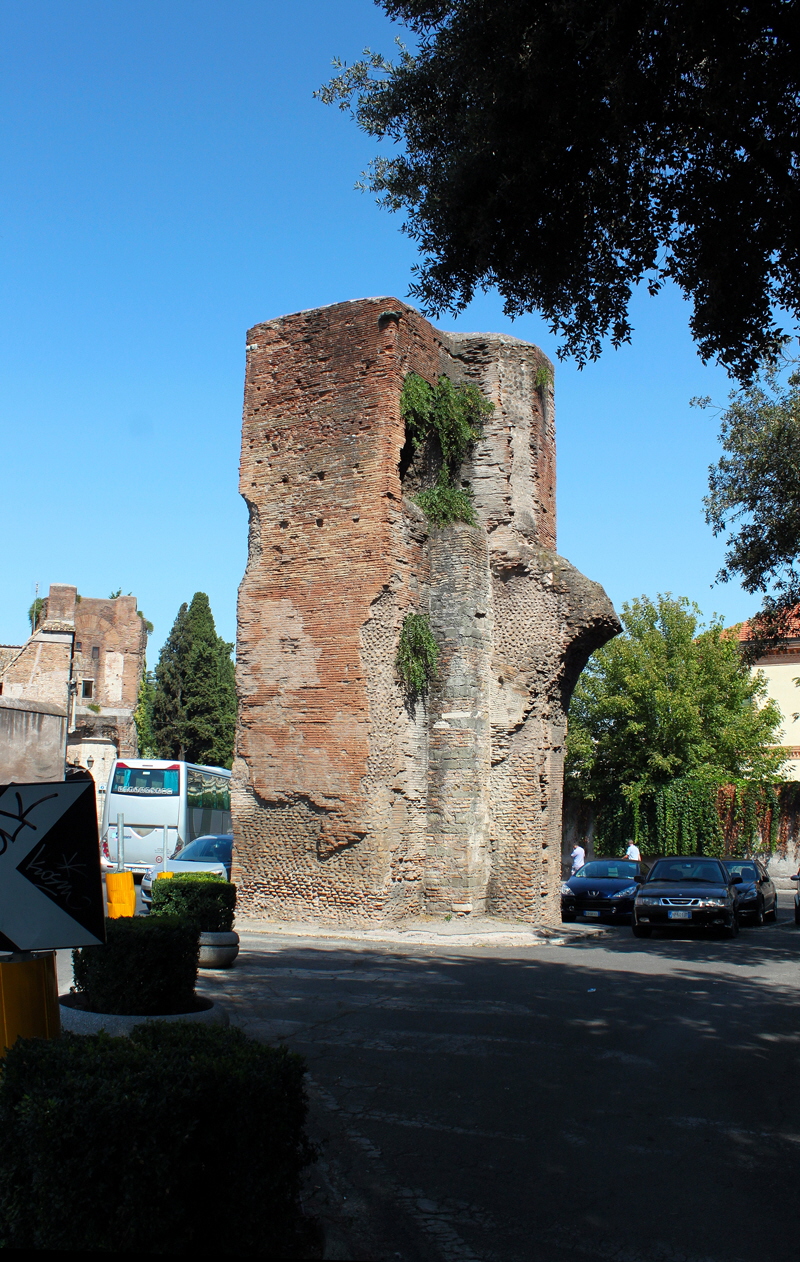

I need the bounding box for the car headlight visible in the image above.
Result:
[736,885,757,901]
[696,897,727,907]
[560,883,573,896]
[143,867,155,880]
[611,884,638,899]
[636,896,659,905]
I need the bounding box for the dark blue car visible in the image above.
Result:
[562,859,649,923]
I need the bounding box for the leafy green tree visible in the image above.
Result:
[701,362,800,635]
[320,0,800,379]
[151,595,236,768]
[566,595,785,853]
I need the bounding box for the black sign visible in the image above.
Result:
[0,781,105,952]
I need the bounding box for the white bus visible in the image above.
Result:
[100,758,232,874]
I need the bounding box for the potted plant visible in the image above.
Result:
[59,915,228,1036]
[150,871,239,968]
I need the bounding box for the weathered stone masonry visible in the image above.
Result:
[233,298,619,925]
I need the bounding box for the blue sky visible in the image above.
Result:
[0,0,752,660]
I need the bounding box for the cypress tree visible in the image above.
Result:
[152,602,190,760]
[133,665,157,757]
[151,595,236,768]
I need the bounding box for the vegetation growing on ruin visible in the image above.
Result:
[400,371,492,526]
[396,612,439,700]
[413,485,477,527]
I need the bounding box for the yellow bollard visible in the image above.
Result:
[156,871,174,880]
[106,870,137,918]
[0,952,61,1056]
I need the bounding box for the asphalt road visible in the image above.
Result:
[195,913,800,1262]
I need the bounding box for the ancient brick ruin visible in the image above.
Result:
[232,298,619,925]
[1,585,148,792]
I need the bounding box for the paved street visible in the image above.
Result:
[195,913,800,1262]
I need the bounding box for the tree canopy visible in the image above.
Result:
[702,362,800,631]
[150,594,236,768]
[321,0,800,379]
[566,594,785,853]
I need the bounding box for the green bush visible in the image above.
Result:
[72,915,198,1015]
[151,873,237,933]
[0,1023,313,1255]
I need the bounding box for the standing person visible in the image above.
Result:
[625,839,641,862]
[570,842,586,875]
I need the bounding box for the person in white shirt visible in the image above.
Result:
[570,843,586,875]
[625,841,641,862]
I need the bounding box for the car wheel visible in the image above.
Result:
[723,916,739,939]
[753,898,765,927]
[632,923,652,938]
[767,898,778,922]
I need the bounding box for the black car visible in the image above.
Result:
[562,860,649,923]
[632,857,741,938]
[721,858,777,925]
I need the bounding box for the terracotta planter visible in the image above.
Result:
[198,930,239,969]
[59,993,228,1037]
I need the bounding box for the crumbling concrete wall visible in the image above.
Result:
[0,697,66,783]
[232,298,619,925]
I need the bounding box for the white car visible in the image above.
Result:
[141,833,232,909]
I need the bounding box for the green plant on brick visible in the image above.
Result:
[400,372,492,526]
[413,485,477,528]
[0,1023,314,1255]
[396,612,439,701]
[151,873,236,933]
[72,915,198,1016]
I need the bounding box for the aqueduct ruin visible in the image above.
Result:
[231,298,619,925]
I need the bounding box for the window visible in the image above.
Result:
[75,642,82,653]
[111,764,180,796]
[81,680,94,699]
[91,646,100,660]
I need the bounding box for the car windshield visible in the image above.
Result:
[723,862,759,882]
[178,835,232,863]
[647,860,724,884]
[572,861,640,880]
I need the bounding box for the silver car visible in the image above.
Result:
[141,833,232,910]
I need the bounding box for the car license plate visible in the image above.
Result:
[583,910,601,917]
[668,910,691,920]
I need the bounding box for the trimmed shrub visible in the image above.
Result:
[72,915,198,1015]
[151,872,237,933]
[0,1023,313,1255]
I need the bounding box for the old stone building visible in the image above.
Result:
[0,584,147,793]
[233,298,619,925]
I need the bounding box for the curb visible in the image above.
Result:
[234,919,610,950]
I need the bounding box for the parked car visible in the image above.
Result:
[141,833,233,910]
[720,859,777,925]
[632,857,741,938]
[561,859,649,923]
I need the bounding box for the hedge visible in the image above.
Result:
[72,915,199,1015]
[0,1023,313,1255]
[151,873,237,933]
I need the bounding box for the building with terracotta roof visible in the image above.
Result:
[736,613,800,781]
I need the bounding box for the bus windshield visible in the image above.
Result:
[111,764,180,796]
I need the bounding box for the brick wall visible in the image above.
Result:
[233,298,620,925]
